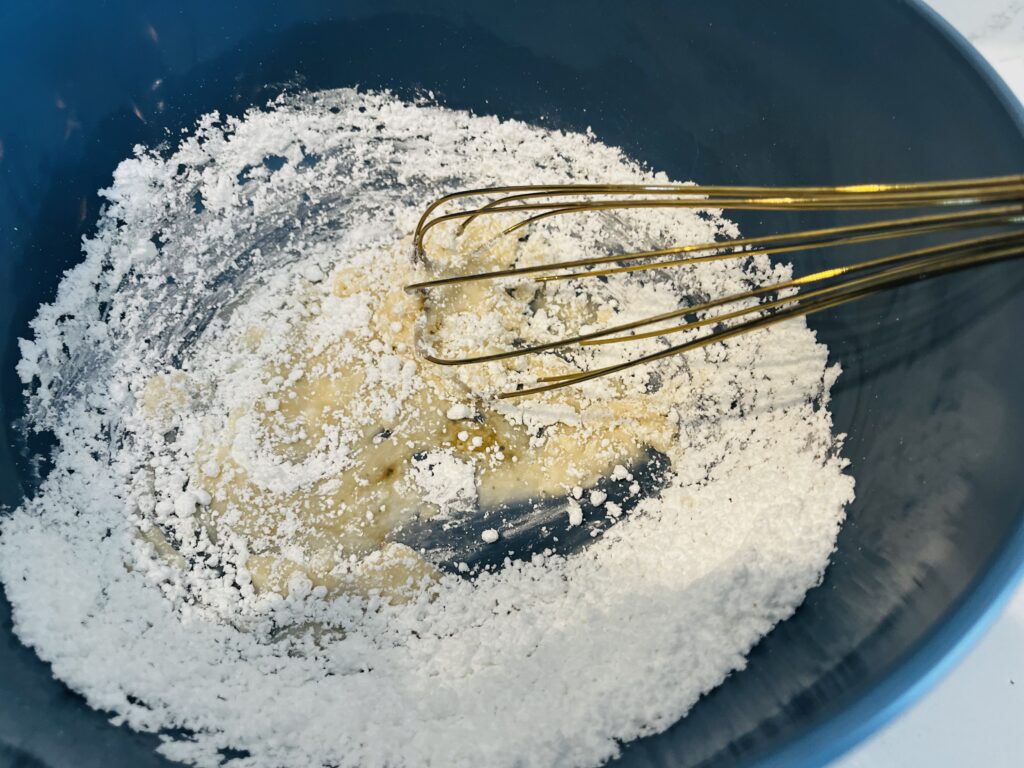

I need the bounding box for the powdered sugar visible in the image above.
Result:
[410,450,478,512]
[0,89,853,768]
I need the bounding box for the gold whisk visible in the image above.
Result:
[404,174,1024,399]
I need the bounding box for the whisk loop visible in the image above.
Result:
[405,175,1024,398]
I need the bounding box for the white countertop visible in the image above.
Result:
[832,2,1024,766]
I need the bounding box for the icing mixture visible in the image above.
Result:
[0,90,854,768]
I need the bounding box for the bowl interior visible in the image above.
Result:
[2,2,1024,767]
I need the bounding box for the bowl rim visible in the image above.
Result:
[748,10,1024,766]
[758,520,1024,767]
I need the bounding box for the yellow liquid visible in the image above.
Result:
[142,219,675,601]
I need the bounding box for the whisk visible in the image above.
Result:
[405,174,1024,398]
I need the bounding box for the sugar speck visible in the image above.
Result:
[481,528,500,544]
[446,403,474,420]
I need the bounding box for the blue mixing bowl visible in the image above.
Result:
[2,1,1023,766]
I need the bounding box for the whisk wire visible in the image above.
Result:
[518,240,1024,398]
[406,175,1024,398]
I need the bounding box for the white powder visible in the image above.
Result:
[446,403,474,421]
[410,450,478,513]
[567,500,584,527]
[0,89,853,768]
[481,529,500,544]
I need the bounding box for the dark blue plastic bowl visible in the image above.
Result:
[2,2,1023,767]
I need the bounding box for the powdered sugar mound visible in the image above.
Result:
[0,89,854,768]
